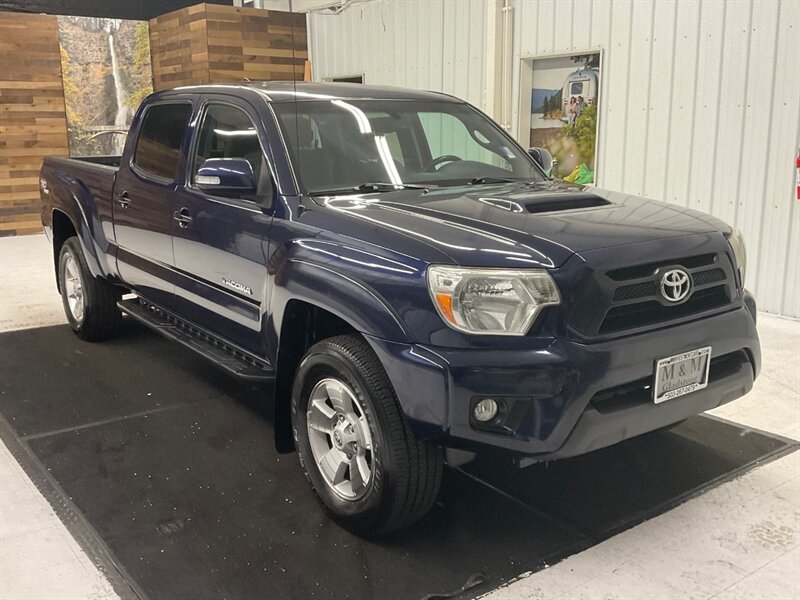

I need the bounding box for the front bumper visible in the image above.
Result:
[365,299,760,464]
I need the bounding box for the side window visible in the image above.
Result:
[132,103,192,181]
[191,104,265,187]
[418,112,511,169]
[382,131,405,166]
[364,111,424,170]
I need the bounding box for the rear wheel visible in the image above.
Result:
[291,334,443,536]
[58,237,122,341]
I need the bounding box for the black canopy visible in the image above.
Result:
[0,0,232,21]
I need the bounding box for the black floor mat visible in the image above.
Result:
[0,324,794,600]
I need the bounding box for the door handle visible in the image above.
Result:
[116,191,131,209]
[173,207,193,228]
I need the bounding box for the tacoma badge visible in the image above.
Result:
[222,278,252,295]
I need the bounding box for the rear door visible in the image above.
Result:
[170,95,274,356]
[113,101,194,308]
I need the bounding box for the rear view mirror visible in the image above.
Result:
[527,147,555,177]
[196,158,257,197]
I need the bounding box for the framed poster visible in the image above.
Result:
[518,51,601,184]
[58,17,153,156]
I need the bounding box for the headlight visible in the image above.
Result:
[427,266,560,335]
[727,227,747,287]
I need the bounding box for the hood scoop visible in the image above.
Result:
[478,197,525,212]
[524,192,611,214]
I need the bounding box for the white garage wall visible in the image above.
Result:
[307,0,800,318]
[308,0,487,108]
[510,0,800,318]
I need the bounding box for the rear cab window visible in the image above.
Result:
[132,103,193,182]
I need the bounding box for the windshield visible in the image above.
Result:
[271,99,546,194]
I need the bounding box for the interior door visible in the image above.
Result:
[170,97,274,356]
[113,101,193,308]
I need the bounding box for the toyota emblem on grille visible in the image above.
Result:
[661,269,691,302]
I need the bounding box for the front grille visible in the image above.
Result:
[600,287,729,333]
[606,253,716,281]
[568,252,736,337]
[613,281,659,302]
[612,267,727,303]
[693,268,726,286]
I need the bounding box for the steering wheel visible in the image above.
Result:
[424,154,462,172]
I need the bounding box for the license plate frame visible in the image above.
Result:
[653,346,712,404]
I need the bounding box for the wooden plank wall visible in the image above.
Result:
[205,4,307,83]
[0,12,70,236]
[149,3,210,90]
[150,3,307,91]
[0,4,306,236]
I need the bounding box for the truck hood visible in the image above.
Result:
[308,182,728,269]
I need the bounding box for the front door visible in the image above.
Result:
[171,97,274,356]
[113,101,194,308]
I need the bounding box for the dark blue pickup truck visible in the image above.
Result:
[40,82,758,535]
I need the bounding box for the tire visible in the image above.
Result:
[291,334,443,536]
[58,237,122,341]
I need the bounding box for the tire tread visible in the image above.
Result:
[298,334,443,535]
[60,237,122,341]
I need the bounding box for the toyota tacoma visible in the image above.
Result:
[39,83,759,535]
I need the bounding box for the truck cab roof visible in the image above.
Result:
[160,81,460,103]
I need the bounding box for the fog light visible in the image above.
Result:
[473,398,498,422]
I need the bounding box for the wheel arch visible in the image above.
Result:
[51,209,79,292]
[268,249,416,451]
[50,203,108,292]
[272,299,361,452]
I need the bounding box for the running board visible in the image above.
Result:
[117,297,274,382]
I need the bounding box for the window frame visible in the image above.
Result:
[570,80,586,96]
[185,99,273,207]
[270,99,547,195]
[130,101,194,185]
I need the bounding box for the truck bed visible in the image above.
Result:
[68,155,122,168]
[40,155,121,250]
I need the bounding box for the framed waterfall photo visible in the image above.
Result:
[57,16,153,156]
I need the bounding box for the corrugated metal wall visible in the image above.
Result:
[308,0,800,318]
[510,0,799,317]
[308,0,487,107]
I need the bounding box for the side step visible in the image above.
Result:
[118,297,274,382]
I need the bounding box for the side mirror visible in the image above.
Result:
[527,147,555,177]
[196,158,256,196]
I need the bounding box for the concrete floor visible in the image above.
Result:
[0,234,798,600]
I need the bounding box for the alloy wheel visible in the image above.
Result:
[63,254,85,324]
[306,377,374,500]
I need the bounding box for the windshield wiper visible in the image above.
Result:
[468,176,517,185]
[356,182,428,192]
[310,182,428,196]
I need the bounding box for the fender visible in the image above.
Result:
[48,162,117,281]
[267,240,418,452]
[268,236,427,343]
[52,202,103,281]
[270,256,411,343]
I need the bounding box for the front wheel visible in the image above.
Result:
[58,237,122,341]
[291,334,443,536]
